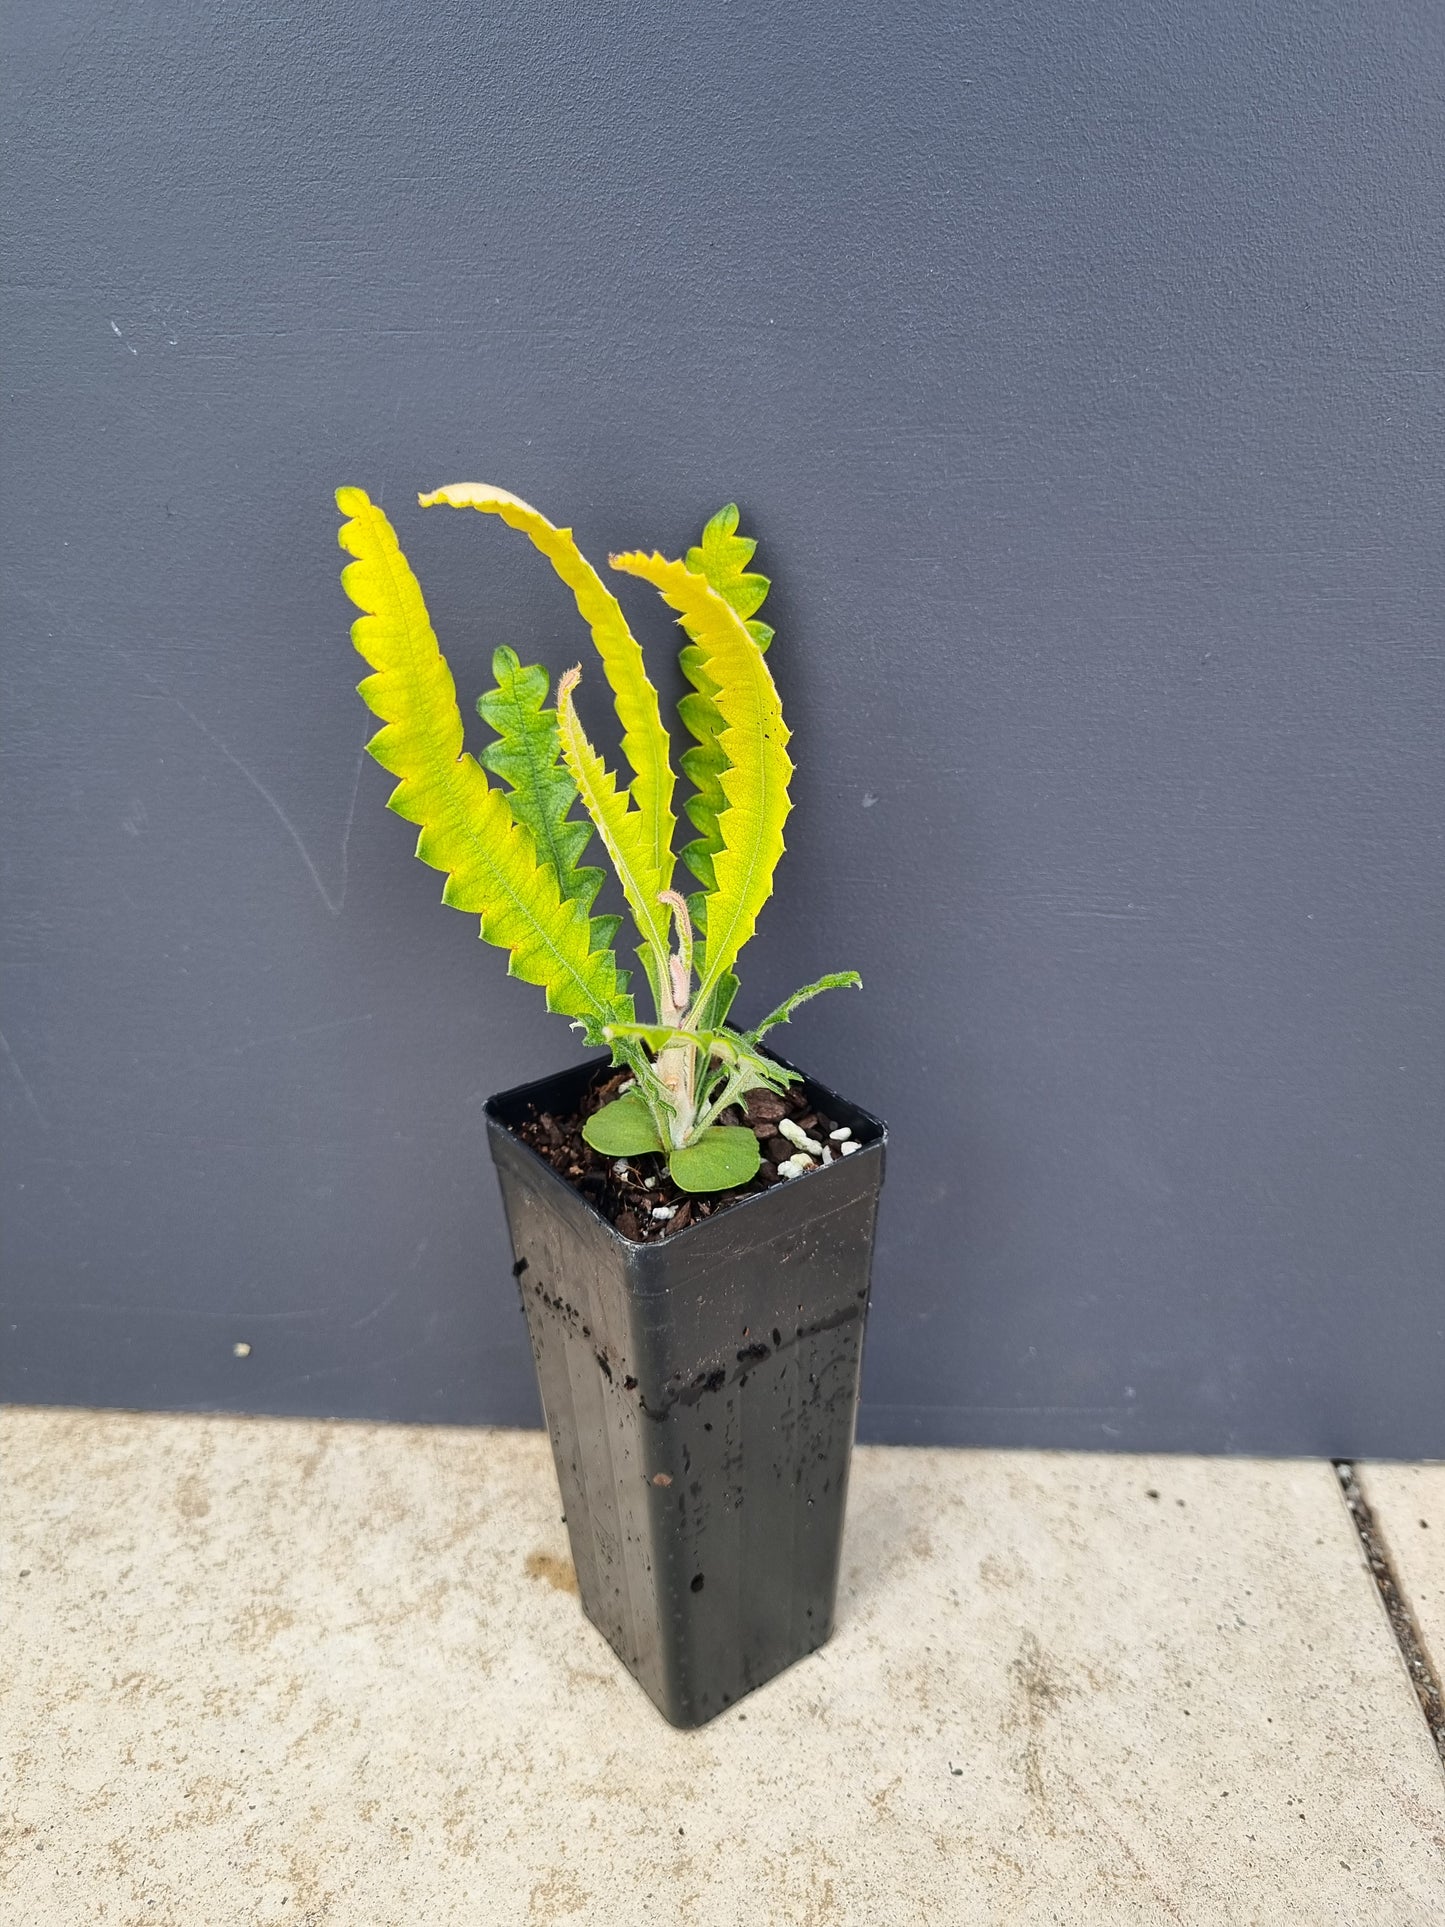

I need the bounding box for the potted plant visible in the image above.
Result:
[334,481,887,1726]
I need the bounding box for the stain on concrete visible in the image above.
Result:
[175,1474,211,1521]
[1008,1630,1076,1808]
[524,1549,578,1596]
[230,1600,298,1653]
[979,1550,1028,1592]
[525,1864,590,1921]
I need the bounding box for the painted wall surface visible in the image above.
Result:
[3,1,1442,1453]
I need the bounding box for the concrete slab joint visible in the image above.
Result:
[1334,1461,1445,1764]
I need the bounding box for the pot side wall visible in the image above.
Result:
[487,1063,885,1727]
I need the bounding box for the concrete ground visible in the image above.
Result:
[2,1410,1442,1926]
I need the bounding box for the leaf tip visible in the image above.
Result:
[419,481,538,515]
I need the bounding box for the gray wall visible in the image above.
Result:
[4,0,1442,1454]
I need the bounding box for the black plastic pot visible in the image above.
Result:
[485,1055,887,1728]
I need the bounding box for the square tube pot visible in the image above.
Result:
[485,1055,887,1728]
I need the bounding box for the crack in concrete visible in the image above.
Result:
[1334,1461,1445,1768]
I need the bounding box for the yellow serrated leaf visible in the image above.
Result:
[609,551,792,1005]
[554,666,673,975]
[418,482,676,897]
[335,488,629,1040]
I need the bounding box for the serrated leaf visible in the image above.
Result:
[582,1092,664,1156]
[476,647,620,966]
[555,668,673,975]
[611,551,792,1011]
[667,1125,761,1193]
[418,482,676,897]
[677,504,772,904]
[677,678,725,897]
[335,488,629,1045]
[747,972,862,1043]
[685,502,773,638]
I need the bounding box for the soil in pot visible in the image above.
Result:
[512,1065,871,1241]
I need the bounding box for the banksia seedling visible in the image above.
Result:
[335,482,859,1193]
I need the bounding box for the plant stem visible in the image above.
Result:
[653,1037,697,1146]
[649,893,698,1147]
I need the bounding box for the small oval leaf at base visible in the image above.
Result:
[667,1125,761,1193]
[582,1093,664,1156]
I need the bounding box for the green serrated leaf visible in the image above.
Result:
[747,972,862,1043]
[582,1092,665,1156]
[676,505,772,911]
[685,503,773,637]
[667,1125,761,1193]
[335,489,629,1046]
[475,647,623,973]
